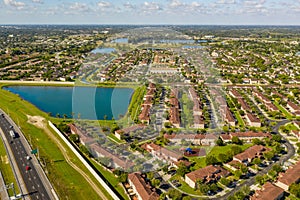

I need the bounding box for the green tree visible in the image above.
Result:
[206,155,218,165]
[220,177,231,187]
[263,151,274,161]
[216,138,225,146]
[289,183,300,198]
[168,188,182,200]
[252,158,262,166]
[69,134,79,143]
[177,163,189,177]
[272,164,283,173]
[232,136,243,145]
[272,134,282,143]
[234,170,242,179]
[231,145,242,155]
[252,138,264,145]
[151,179,161,187]
[218,153,232,163]
[255,175,264,185]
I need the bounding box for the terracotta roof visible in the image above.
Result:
[89,143,134,169]
[170,107,180,125]
[265,103,279,111]
[230,90,242,98]
[220,133,232,140]
[253,91,271,104]
[277,161,300,187]
[164,133,205,140]
[116,124,146,134]
[194,115,204,125]
[128,173,159,200]
[186,165,229,183]
[139,105,151,121]
[231,131,271,138]
[251,182,284,200]
[246,113,260,123]
[287,101,300,111]
[234,145,270,163]
[237,98,251,111]
[189,87,199,100]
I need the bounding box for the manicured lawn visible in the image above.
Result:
[170,174,204,196]
[274,101,293,119]
[107,133,124,144]
[188,144,253,171]
[234,111,245,127]
[284,123,299,131]
[0,139,20,196]
[0,85,112,199]
[208,144,252,158]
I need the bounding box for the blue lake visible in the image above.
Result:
[111,38,128,43]
[91,47,116,54]
[5,86,133,120]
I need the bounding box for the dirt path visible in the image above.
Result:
[27,115,108,200]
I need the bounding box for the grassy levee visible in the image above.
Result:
[0,138,20,196]
[127,85,146,122]
[0,85,113,200]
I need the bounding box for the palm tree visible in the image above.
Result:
[63,114,67,121]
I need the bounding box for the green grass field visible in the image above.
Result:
[274,101,293,119]
[234,111,245,127]
[0,85,113,199]
[0,138,20,196]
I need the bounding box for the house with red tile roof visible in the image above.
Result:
[68,123,95,146]
[233,145,271,165]
[220,132,271,143]
[245,113,261,127]
[287,101,300,113]
[141,143,183,164]
[115,124,146,140]
[89,143,134,169]
[237,98,251,112]
[128,173,159,200]
[275,161,300,191]
[251,182,284,200]
[185,165,229,188]
[229,90,242,99]
[139,105,151,124]
[253,90,271,104]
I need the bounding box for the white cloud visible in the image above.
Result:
[32,0,42,3]
[70,2,89,12]
[123,2,135,10]
[4,0,25,8]
[98,1,112,9]
[169,0,184,8]
[142,2,163,11]
[216,0,236,4]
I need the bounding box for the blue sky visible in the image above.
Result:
[1,0,300,25]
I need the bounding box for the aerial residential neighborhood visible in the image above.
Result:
[1,9,300,200]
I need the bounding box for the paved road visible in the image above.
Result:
[0,112,53,200]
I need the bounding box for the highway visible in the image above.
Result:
[0,111,53,200]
